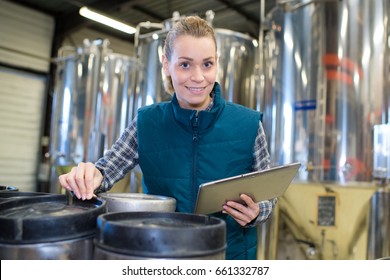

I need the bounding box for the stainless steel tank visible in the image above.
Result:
[263,0,389,181]
[367,124,390,259]
[215,29,260,110]
[261,0,390,259]
[99,53,140,152]
[49,40,140,193]
[50,40,104,168]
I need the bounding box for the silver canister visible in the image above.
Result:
[98,193,176,213]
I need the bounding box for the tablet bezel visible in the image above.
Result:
[193,162,301,215]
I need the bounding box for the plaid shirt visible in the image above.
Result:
[95,98,275,225]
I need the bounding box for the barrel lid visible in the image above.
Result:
[94,211,226,258]
[0,195,106,243]
[0,191,56,204]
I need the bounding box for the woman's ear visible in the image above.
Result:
[162,54,170,76]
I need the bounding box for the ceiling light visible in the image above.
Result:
[79,6,136,34]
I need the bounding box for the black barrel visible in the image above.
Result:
[0,194,106,260]
[0,189,56,204]
[94,211,226,259]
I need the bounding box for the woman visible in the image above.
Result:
[59,15,275,260]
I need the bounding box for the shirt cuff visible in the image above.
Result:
[246,198,278,228]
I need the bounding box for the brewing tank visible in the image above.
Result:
[261,0,390,259]
[50,41,103,170]
[49,40,140,193]
[263,0,389,182]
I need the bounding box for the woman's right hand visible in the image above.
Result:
[58,162,103,200]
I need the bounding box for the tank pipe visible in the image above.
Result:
[276,0,340,12]
[205,10,215,27]
[134,21,165,50]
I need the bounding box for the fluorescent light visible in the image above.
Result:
[79,6,136,34]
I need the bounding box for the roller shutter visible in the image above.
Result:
[0,0,54,191]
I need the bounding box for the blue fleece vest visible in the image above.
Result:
[137,83,261,259]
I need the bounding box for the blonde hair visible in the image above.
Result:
[163,15,217,94]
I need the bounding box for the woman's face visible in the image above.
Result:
[163,35,217,110]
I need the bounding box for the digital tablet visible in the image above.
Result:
[193,162,301,215]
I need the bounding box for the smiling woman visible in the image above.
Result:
[58,15,274,260]
[162,34,217,110]
[161,14,218,99]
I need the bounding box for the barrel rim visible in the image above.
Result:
[0,195,106,243]
[95,211,226,256]
[98,192,177,202]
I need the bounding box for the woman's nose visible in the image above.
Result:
[191,67,204,82]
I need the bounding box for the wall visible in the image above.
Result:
[0,0,54,191]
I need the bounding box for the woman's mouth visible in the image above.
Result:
[186,86,207,93]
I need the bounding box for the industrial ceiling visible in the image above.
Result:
[10,0,277,43]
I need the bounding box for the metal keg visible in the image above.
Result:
[98,193,176,212]
[0,194,106,260]
[94,211,226,259]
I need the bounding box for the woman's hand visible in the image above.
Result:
[58,162,103,200]
[222,194,260,226]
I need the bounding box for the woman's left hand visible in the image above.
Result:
[222,194,260,226]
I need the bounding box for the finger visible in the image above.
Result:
[224,198,260,225]
[226,200,248,213]
[64,167,81,199]
[240,194,260,217]
[93,170,103,194]
[240,194,256,207]
[223,203,252,226]
[58,174,69,190]
[74,163,88,200]
[84,162,97,199]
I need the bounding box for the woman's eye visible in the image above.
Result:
[180,62,190,68]
[204,61,213,68]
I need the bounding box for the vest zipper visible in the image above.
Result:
[191,111,199,210]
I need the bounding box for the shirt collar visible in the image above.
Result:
[205,90,215,112]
